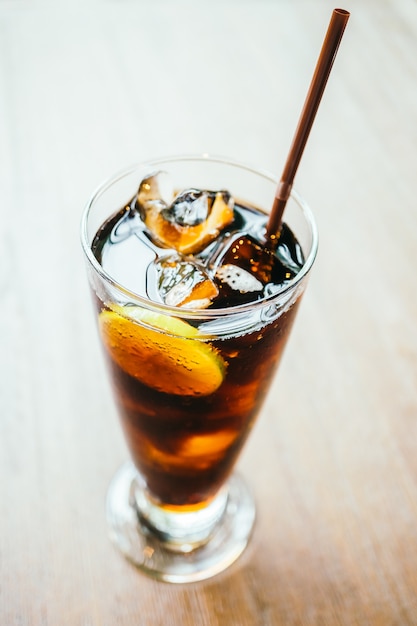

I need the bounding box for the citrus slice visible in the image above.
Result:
[144,430,237,471]
[142,191,234,254]
[99,305,226,396]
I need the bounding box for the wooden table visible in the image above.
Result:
[2,1,417,624]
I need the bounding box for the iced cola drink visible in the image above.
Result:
[81,156,317,582]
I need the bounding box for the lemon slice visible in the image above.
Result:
[99,305,226,396]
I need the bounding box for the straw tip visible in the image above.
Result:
[334,8,350,17]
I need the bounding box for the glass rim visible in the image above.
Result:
[80,153,319,319]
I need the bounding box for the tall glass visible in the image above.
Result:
[81,155,318,583]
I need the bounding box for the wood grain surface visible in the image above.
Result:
[2,1,417,624]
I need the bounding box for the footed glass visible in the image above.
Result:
[80,155,318,583]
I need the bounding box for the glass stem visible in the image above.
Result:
[131,476,229,553]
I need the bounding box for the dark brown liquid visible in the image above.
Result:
[92,199,303,508]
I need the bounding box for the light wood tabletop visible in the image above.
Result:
[2,1,417,624]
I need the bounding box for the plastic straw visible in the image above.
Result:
[266,8,350,242]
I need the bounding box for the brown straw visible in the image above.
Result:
[266,8,350,242]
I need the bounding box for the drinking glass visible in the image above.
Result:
[80,155,318,583]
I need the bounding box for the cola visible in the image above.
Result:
[91,173,305,509]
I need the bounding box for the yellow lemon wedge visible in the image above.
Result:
[99,305,226,396]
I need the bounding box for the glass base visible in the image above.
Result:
[106,461,256,583]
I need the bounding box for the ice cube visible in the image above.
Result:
[216,264,263,293]
[138,183,234,254]
[137,170,174,210]
[212,259,265,307]
[161,189,215,226]
[215,234,276,284]
[155,254,218,309]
